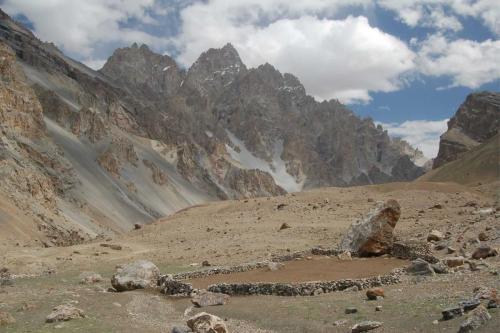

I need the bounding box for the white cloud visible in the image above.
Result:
[2,0,169,61]
[417,34,500,89]
[377,0,500,35]
[172,1,415,103]
[377,119,449,158]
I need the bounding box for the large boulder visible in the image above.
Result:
[339,200,401,256]
[111,260,160,292]
[187,312,227,333]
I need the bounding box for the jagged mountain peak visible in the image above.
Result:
[100,42,183,99]
[183,43,248,98]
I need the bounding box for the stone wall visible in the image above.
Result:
[207,270,403,296]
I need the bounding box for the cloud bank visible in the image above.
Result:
[2,0,499,104]
[377,119,449,158]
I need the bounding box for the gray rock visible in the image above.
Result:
[111,260,160,292]
[458,305,491,332]
[459,299,481,312]
[442,306,463,320]
[406,258,435,275]
[351,321,383,332]
[172,327,189,333]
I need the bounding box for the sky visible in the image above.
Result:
[2,0,499,159]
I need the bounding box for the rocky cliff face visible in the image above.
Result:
[433,92,500,169]
[0,9,426,245]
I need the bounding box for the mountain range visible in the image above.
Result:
[0,9,475,247]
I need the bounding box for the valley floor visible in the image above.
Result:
[1,181,499,332]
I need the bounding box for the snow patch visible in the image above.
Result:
[162,66,171,71]
[205,131,213,138]
[225,131,303,192]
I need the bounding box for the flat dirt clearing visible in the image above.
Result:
[188,257,407,289]
[1,181,499,332]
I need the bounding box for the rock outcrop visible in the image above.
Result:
[339,200,401,256]
[434,92,500,169]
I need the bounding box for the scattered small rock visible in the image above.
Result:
[366,288,384,300]
[187,312,227,333]
[172,327,189,333]
[134,223,142,230]
[79,271,103,284]
[277,203,287,210]
[406,258,435,275]
[265,262,283,271]
[427,230,444,242]
[351,320,383,332]
[375,305,382,311]
[0,268,13,286]
[431,261,449,274]
[447,246,457,254]
[442,306,463,320]
[45,305,85,323]
[458,305,491,333]
[337,251,352,261]
[100,243,122,250]
[478,232,488,241]
[444,257,465,268]
[191,290,229,307]
[334,319,348,326]
[459,299,481,312]
[471,245,498,260]
[18,302,36,312]
[487,299,498,309]
[279,223,291,231]
[0,311,15,326]
[202,260,211,267]
[345,307,358,314]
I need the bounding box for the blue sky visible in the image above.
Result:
[2,0,499,158]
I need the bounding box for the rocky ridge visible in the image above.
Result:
[433,91,500,169]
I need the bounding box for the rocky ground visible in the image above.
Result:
[0,181,499,332]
